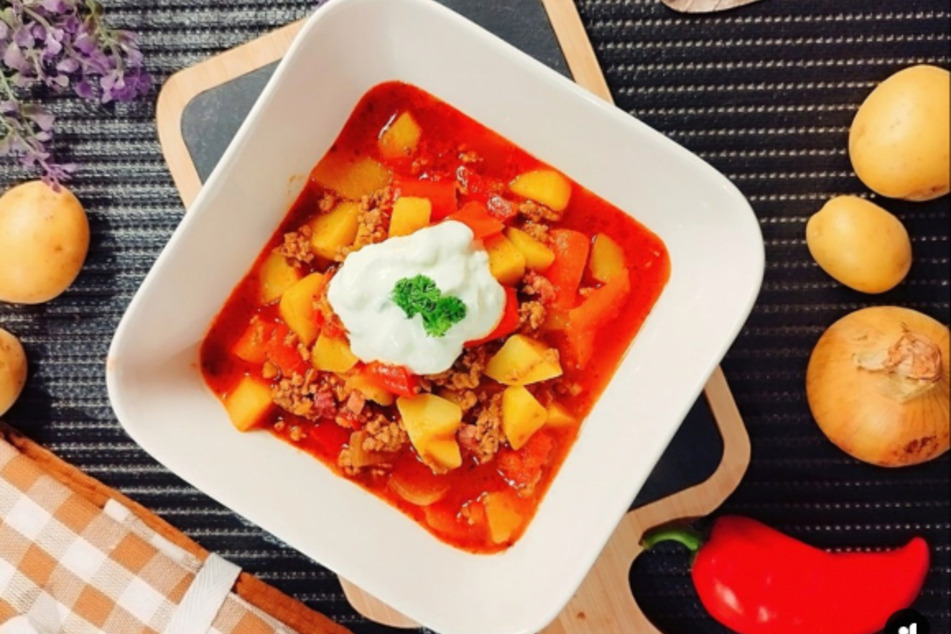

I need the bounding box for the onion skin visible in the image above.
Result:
[807,306,950,467]
[0,328,28,417]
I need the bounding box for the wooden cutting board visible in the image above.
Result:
[155,1,752,631]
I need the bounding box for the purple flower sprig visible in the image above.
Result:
[0,0,152,185]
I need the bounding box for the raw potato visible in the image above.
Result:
[0,328,28,417]
[0,181,89,304]
[806,196,912,294]
[849,65,950,201]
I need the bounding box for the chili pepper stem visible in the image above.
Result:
[641,527,706,564]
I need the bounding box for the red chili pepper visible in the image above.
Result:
[466,287,519,347]
[642,515,929,634]
[364,362,420,397]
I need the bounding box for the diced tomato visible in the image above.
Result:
[466,287,518,347]
[497,432,554,490]
[265,323,309,376]
[565,273,631,368]
[485,195,518,222]
[547,229,591,309]
[397,178,457,220]
[365,362,420,397]
[447,201,505,239]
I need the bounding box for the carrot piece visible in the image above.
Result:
[365,362,420,397]
[565,272,631,368]
[397,179,457,220]
[447,201,505,239]
[232,316,272,364]
[466,287,518,347]
[547,229,590,309]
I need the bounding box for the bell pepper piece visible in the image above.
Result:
[365,362,421,398]
[547,229,590,309]
[397,179,457,220]
[447,201,505,239]
[564,272,630,368]
[466,288,518,347]
[265,323,308,376]
[642,516,930,634]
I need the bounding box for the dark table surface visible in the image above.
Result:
[1,1,949,633]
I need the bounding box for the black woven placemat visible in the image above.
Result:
[1,1,948,633]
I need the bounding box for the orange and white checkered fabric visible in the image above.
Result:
[0,439,296,634]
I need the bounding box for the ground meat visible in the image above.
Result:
[317,190,338,212]
[270,369,339,421]
[458,393,503,463]
[518,200,562,223]
[520,220,551,244]
[441,389,479,412]
[335,186,393,259]
[275,225,315,266]
[518,300,547,333]
[314,270,346,336]
[522,271,556,305]
[426,347,488,390]
[362,416,408,453]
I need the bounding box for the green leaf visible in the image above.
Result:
[392,275,467,338]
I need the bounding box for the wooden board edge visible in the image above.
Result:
[156,19,305,210]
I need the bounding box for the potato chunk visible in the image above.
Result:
[278,272,327,346]
[379,112,422,160]
[312,333,358,373]
[546,401,577,428]
[485,335,563,386]
[309,201,361,260]
[505,227,555,271]
[397,394,463,472]
[502,386,548,450]
[311,155,391,200]
[258,252,302,304]
[224,376,272,431]
[510,169,571,212]
[483,490,525,545]
[484,234,526,286]
[389,196,432,237]
[589,234,626,283]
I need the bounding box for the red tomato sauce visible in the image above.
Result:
[200,81,670,553]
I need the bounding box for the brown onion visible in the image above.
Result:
[807,306,949,467]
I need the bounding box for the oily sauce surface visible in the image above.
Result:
[201,82,669,553]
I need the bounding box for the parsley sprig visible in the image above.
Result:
[392,274,467,338]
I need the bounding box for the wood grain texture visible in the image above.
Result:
[154,1,753,631]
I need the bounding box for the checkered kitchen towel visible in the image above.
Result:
[0,437,307,634]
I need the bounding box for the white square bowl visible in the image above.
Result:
[107,0,764,632]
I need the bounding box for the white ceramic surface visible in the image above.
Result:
[107,1,764,632]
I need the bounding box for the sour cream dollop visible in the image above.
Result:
[326,221,505,375]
